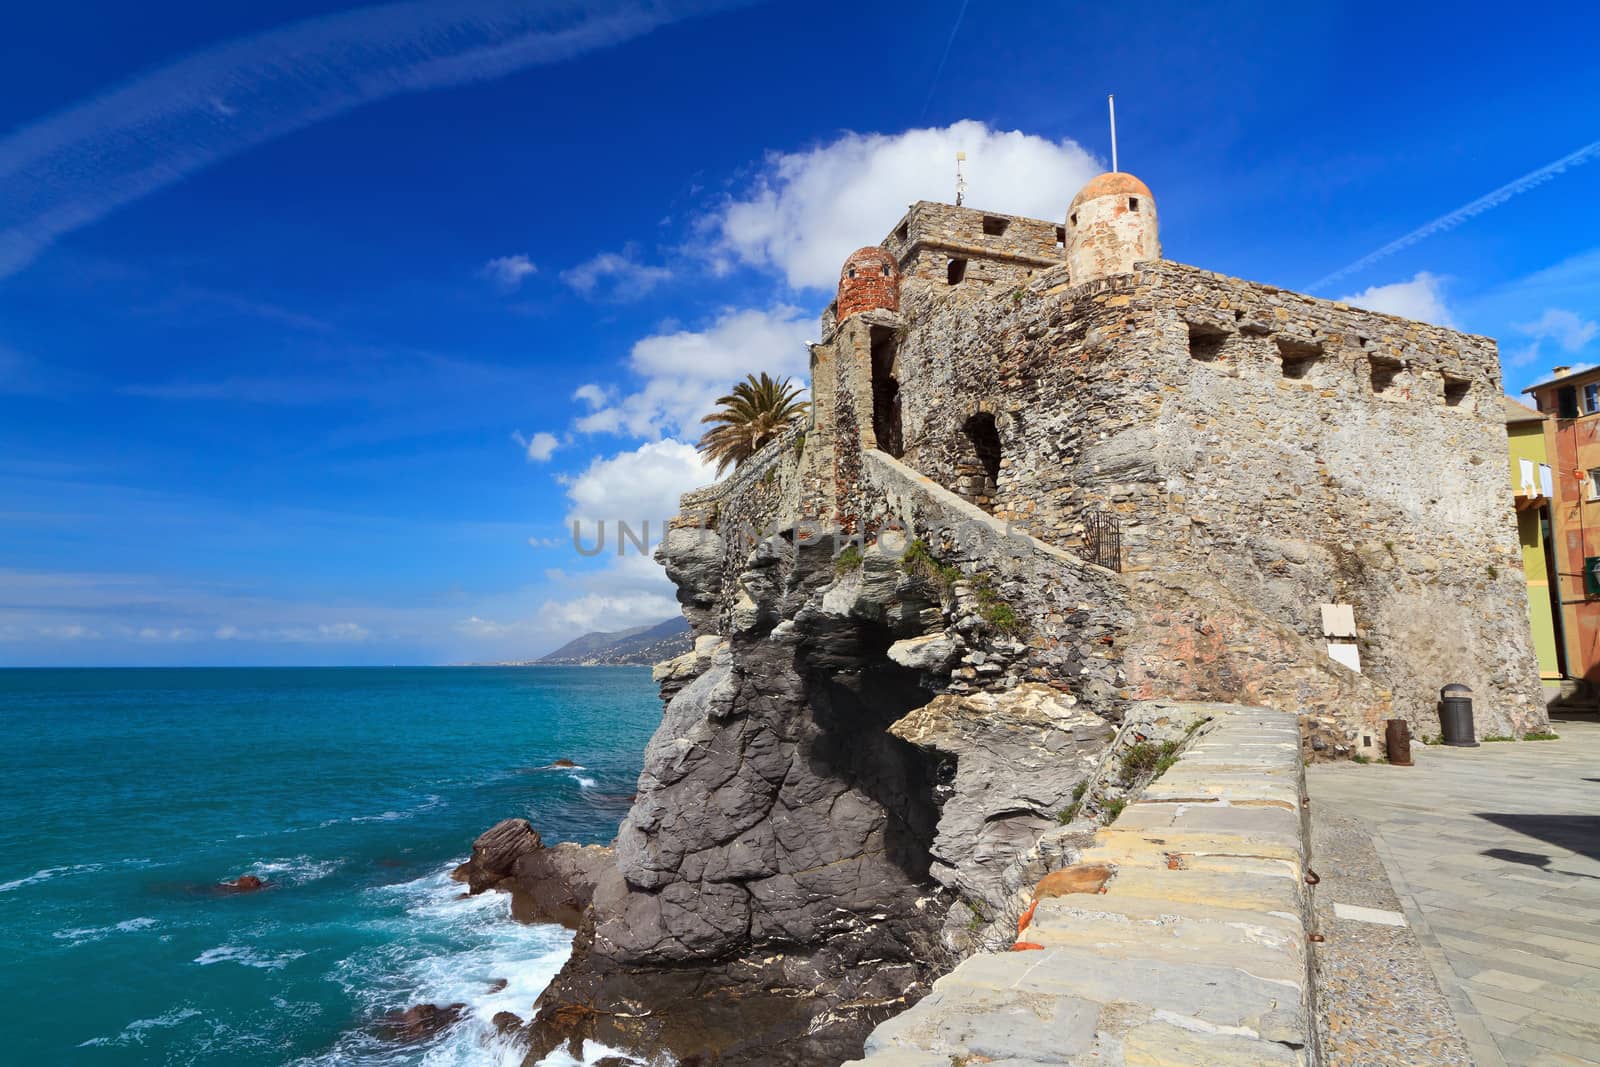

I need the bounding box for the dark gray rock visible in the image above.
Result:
[522,532,954,1065]
[890,684,1113,917]
[506,842,614,929]
[657,527,724,636]
[452,818,541,894]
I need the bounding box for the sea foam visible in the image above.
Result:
[295,864,575,1066]
[195,944,307,970]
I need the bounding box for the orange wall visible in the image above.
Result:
[1538,394,1600,681]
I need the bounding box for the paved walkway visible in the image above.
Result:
[1309,718,1600,1067]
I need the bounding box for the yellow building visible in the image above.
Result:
[1504,396,1565,677]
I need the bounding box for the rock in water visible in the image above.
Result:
[218,874,264,892]
[451,816,613,927]
[452,818,541,894]
[376,1002,467,1042]
[550,758,577,768]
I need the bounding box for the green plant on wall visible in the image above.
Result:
[1056,780,1089,824]
[900,539,1025,635]
[901,539,962,591]
[969,573,1027,637]
[1118,738,1180,787]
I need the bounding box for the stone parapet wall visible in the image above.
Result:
[845,703,1321,1067]
[857,449,1130,705]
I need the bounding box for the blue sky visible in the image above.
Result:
[2,0,1597,666]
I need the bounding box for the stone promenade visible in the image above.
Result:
[1309,718,1600,1066]
[846,704,1316,1066]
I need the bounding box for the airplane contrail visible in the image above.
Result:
[1308,137,1600,293]
[0,0,743,279]
[919,0,972,122]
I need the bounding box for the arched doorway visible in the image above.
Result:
[870,326,903,458]
[958,412,1001,512]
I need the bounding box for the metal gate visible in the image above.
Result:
[1083,509,1121,572]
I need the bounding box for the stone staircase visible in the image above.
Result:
[845,704,1317,1066]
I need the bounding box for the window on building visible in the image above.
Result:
[959,413,1003,513]
[1069,213,1078,227]
[1370,356,1403,394]
[947,257,967,285]
[1558,386,1580,419]
[1585,383,1600,414]
[847,268,856,279]
[895,222,909,242]
[1588,468,1600,502]
[1187,322,1228,362]
[1276,337,1323,380]
[982,216,1009,236]
[1128,197,1140,212]
[1443,375,1471,407]
[1054,226,1066,248]
[869,327,903,459]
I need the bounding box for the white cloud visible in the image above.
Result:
[1516,308,1599,353]
[534,590,680,632]
[561,244,672,299]
[481,253,536,290]
[706,121,1101,290]
[513,430,560,462]
[573,383,612,408]
[576,305,812,439]
[562,439,715,527]
[460,551,682,647]
[1338,272,1455,327]
[0,0,715,277]
[36,623,99,640]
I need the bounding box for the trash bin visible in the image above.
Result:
[1439,683,1478,747]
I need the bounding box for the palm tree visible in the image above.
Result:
[696,372,809,476]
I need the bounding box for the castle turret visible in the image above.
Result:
[837,246,900,322]
[1065,172,1159,285]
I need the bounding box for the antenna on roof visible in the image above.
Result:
[955,151,967,206]
[1108,94,1118,173]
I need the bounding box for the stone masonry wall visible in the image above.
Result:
[881,200,1063,295]
[864,252,1543,738]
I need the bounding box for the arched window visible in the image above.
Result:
[870,327,903,458]
[958,413,1002,513]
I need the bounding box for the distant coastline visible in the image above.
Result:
[501,616,692,668]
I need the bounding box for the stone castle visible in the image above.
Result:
[684,168,1544,747]
[507,169,1548,1065]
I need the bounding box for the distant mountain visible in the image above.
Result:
[536,616,692,666]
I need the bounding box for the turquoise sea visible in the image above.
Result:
[0,667,661,1065]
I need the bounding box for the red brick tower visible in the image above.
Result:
[837,246,900,323]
